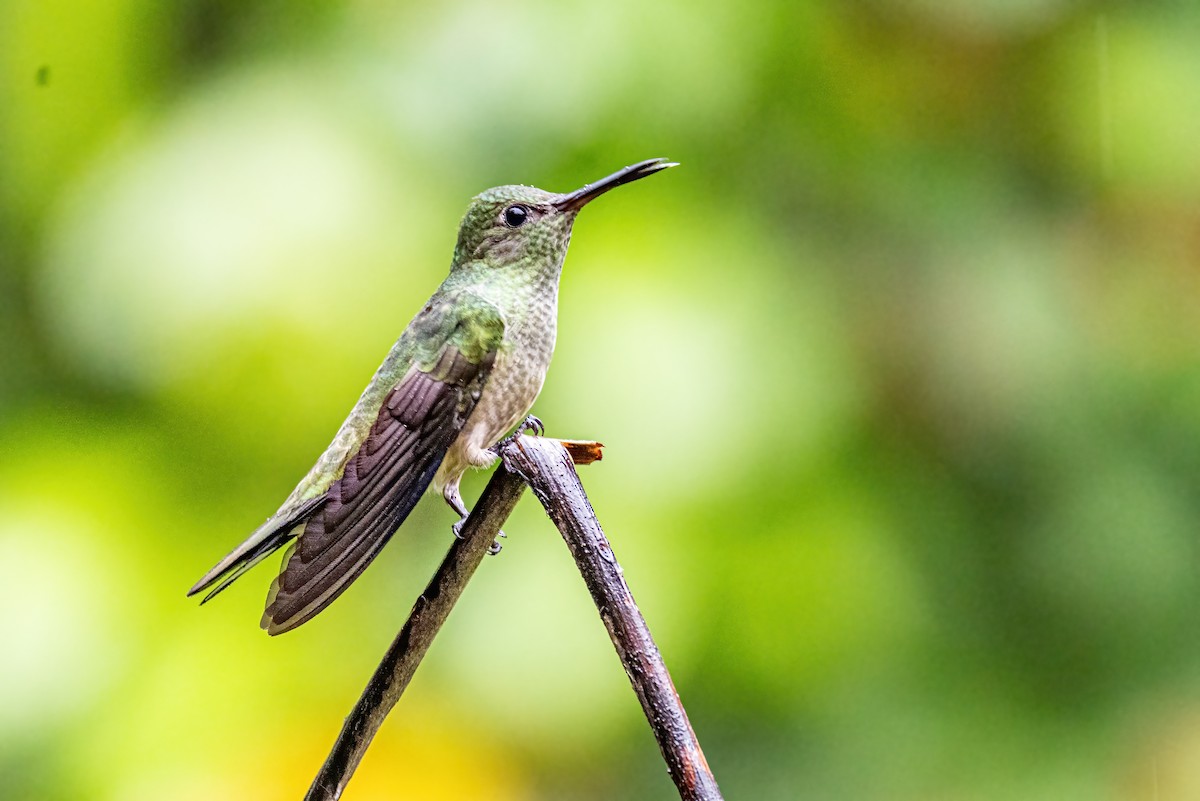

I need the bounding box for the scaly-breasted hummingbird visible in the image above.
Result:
[188,158,676,634]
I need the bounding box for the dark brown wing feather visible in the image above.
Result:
[261,345,493,634]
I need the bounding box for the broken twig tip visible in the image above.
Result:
[555,438,605,465]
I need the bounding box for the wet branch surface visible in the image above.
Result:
[305,435,722,801]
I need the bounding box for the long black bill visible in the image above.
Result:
[554,157,678,212]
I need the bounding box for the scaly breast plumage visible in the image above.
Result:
[434,308,556,489]
[468,333,552,445]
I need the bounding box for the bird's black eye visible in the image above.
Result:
[503,205,529,228]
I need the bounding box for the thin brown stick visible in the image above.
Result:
[303,464,527,801]
[504,436,724,801]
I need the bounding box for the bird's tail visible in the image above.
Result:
[187,494,327,603]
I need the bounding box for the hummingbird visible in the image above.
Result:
[188,158,677,635]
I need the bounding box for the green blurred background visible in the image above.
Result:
[3,1,1200,799]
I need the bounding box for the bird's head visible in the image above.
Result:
[450,158,676,274]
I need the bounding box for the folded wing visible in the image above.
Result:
[264,301,504,634]
[188,294,505,635]
[263,345,496,633]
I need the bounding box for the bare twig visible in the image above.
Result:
[303,463,527,801]
[504,436,724,801]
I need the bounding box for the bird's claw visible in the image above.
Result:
[487,527,508,554]
[518,415,545,437]
[491,415,546,455]
[454,515,507,555]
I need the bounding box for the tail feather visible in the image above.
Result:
[188,494,327,600]
[197,530,295,603]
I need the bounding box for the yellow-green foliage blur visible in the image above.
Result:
[3,1,1200,799]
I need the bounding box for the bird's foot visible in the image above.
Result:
[518,414,545,436]
[490,415,546,455]
[453,514,507,555]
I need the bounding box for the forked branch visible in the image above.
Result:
[305,435,721,801]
